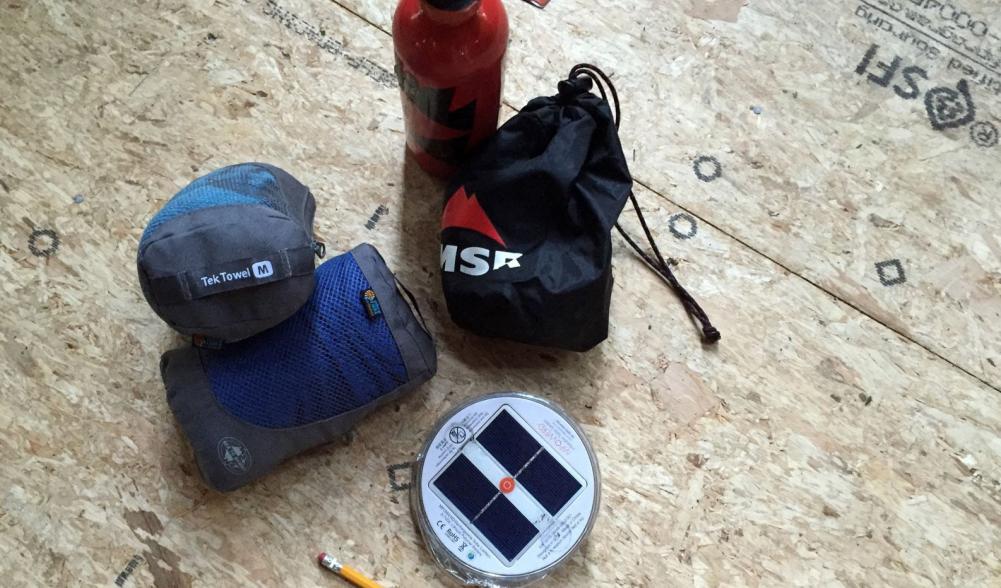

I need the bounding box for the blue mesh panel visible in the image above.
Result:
[203,253,407,428]
[140,164,288,246]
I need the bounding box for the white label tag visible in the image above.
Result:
[252,260,274,278]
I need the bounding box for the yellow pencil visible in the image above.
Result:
[317,552,383,588]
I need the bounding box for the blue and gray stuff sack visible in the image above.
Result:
[160,244,437,491]
[138,163,323,343]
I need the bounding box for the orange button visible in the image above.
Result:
[499,477,515,493]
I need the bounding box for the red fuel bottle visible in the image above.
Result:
[393,0,509,178]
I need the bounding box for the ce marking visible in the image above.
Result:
[436,520,447,530]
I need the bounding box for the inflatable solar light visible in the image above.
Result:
[412,393,600,586]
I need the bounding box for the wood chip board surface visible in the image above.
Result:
[1,0,999,586]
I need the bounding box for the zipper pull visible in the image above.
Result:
[312,239,326,259]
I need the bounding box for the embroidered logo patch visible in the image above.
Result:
[217,437,252,474]
[362,289,383,318]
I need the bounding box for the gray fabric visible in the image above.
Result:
[138,201,316,343]
[351,243,437,381]
[161,245,436,492]
[254,163,317,230]
[145,245,315,304]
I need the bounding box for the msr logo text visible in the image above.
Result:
[441,244,522,276]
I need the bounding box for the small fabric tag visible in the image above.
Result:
[146,246,314,305]
[184,253,287,299]
[361,288,383,318]
[192,334,224,349]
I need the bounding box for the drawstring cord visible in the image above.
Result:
[569,63,721,344]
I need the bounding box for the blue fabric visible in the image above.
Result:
[140,165,285,246]
[203,252,407,428]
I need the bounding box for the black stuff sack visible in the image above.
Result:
[440,64,720,351]
[137,163,324,344]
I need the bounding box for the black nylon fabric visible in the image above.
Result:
[440,76,631,351]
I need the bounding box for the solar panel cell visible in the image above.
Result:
[473,495,540,561]
[433,454,498,520]
[477,409,541,474]
[516,449,583,516]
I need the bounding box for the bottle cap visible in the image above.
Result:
[424,0,477,11]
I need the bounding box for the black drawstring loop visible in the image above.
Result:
[569,63,721,344]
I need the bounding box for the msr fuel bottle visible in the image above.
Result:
[393,0,509,178]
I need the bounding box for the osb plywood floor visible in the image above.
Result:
[2,0,1000,586]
